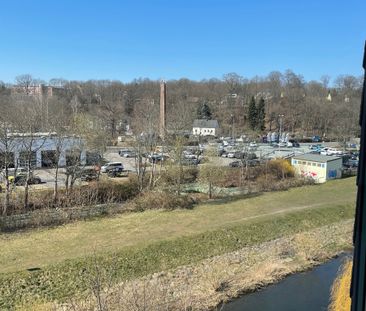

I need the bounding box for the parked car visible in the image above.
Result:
[343,159,359,168]
[181,158,200,166]
[288,140,300,147]
[118,149,130,156]
[107,166,124,177]
[310,144,323,150]
[101,162,124,173]
[13,174,42,186]
[4,167,27,176]
[229,161,242,168]
[320,148,342,156]
[229,159,259,167]
[121,150,136,158]
[312,135,321,142]
[148,153,168,163]
[80,168,99,181]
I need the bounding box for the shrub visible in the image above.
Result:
[256,176,314,192]
[159,167,198,185]
[267,159,295,179]
[1,179,140,216]
[129,191,194,212]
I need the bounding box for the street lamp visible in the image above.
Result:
[278,114,284,142]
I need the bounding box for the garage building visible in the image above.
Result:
[0,133,87,169]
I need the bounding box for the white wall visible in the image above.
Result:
[0,136,86,168]
[291,158,343,183]
[291,158,327,183]
[193,127,217,136]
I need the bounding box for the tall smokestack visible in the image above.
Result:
[159,80,167,138]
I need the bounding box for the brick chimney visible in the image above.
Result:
[159,81,167,138]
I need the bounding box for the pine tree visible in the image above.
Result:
[248,96,257,130]
[197,103,212,120]
[256,97,266,131]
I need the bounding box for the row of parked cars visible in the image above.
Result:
[117,148,202,166]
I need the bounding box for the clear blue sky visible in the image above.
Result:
[0,0,365,83]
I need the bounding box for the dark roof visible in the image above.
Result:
[292,154,342,163]
[192,119,219,128]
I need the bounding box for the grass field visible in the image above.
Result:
[0,177,357,309]
[0,177,356,274]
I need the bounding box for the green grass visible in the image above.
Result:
[0,177,357,308]
[0,177,356,274]
[0,202,355,309]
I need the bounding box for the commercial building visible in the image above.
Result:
[291,154,342,183]
[0,133,87,169]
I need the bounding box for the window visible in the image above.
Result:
[321,164,325,168]
[317,163,321,167]
[312,163,316,166]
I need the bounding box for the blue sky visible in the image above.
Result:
[0,0,365,83]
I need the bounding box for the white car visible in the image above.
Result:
[101,162,124,173]
[320,148,342,156]
[227,152,235,158]
[249,142,257,148]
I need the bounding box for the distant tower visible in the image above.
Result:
[159,81,167,138]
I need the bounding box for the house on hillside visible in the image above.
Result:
[192,119,220,137]
[291,154,342,183]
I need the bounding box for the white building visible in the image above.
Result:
[0,133,87,169]
[291,154,342,183]
[192,119,220,137]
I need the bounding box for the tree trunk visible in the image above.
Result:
[65,174,69,195]
[53,164,59,205]
[3,168,10,215]
[23,159,32,210]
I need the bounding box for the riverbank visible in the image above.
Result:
[2,178,355,310]
[21,218,353,311]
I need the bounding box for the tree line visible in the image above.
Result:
[0,70,362,140]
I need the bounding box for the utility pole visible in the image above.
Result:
[278,114,284,154]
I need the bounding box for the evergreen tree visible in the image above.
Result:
[248,96,257,130]
[256,97,266,131]
[197,102,212,120]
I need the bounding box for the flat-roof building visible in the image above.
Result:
[291,154,342,183]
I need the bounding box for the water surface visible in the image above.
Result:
[223,254,349,311]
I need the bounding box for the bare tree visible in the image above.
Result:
[0,97,18,214]
[13,97,48,209]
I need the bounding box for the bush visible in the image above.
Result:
[159,167,198,186]
[1,179,140,215]
[267,159,295,179]
[256,176,314,192]
[129,191,194,212]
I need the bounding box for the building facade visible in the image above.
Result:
[291,154,342,183]
[192,119,220,137]
[0,133,87,169]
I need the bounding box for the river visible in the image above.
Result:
[222,254,350,311]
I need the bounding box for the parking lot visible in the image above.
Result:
[0,141,354,192]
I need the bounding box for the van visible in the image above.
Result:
[100,162,124,173]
